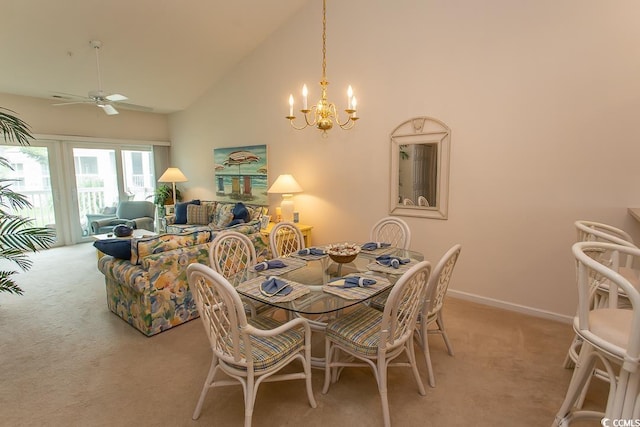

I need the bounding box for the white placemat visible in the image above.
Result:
[291,247,328,261]
[366,258,419,275]
[236,276,310,303]
[248,257,307,275]
[358,243,397,257]
[322,274,392,300]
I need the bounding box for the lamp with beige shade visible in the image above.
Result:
[267,174,303,223]
[158,167,188,207]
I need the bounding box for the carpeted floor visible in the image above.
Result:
[0,243,607,426]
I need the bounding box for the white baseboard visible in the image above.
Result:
[447,289,574,324]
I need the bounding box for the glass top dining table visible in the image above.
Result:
[228,245,424,315]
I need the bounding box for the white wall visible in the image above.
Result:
[169,0,640,319]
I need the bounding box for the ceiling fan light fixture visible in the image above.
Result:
[106,94,128,102]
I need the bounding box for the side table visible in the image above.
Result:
[260,222,313,247]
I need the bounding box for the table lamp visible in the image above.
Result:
[158,167,188,206]
[267,174,303,222]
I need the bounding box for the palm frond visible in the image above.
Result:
[0,157,13,169]
[0,180,34,212]
[0,271,23,295]
[0,108,33,146]
[0,217,56,252]
[0,107,43,296]
[0,247,33,271]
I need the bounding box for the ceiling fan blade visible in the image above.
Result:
[51,92,90,101]
[99,104,119,115]
[113,101,153,113]
[52,101,91,106]
[106,93,128,102]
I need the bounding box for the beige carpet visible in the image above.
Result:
[0,243,607,426]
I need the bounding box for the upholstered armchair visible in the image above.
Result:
[90,201,155,234]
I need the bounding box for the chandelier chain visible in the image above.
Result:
[321,0,327,82]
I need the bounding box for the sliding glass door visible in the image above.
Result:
[70,145,155,239]
[0,137,160,246]
[73,148,119,237]
[0,142,62,246]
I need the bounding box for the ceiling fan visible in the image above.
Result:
[52,40,151,115]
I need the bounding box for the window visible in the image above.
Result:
[75,156,99,175]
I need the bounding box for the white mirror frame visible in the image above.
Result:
[390,116,451,220]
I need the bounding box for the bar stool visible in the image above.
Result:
[563,221,639,407]
[553,241,640,426]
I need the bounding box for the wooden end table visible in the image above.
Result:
[260,222,313,247]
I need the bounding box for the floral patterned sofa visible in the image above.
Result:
[96,223,269,336]
[165,200,266,234]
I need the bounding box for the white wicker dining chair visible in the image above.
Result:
[269,221,305,258]
[369,244,461,387]
[322,260,432,427]
[208,230,257,278]
[417,195,430,207]
[554,242,640,426]
[370,216,411,250]
[187,263,316,427]
[416,244,461,387]
[208,230,267,317]
[403,198,415,206]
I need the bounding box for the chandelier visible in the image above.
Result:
[286,0,359,136]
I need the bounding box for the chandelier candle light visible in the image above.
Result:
[286,0,359,136]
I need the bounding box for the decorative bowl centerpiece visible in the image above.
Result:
[113,224,133,237]
[326,242,361,264]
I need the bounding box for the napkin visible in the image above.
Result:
[361,242,391,251]
[375,255,410,269]
[254,260,287,271]
[298,247,326,256]
[330,276,377,288]
[260,276,292,296]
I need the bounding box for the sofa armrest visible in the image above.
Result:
[127,217,154,231]
[91,217,126,234]
[97,256,149,294]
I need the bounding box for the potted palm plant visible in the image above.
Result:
[0,107,56,295]
[150,184,181,219]
[152,184,182,206]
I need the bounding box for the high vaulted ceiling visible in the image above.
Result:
[0,0,310,114]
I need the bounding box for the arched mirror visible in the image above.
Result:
[390,116,450,219]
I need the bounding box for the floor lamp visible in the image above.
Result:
[158,167,188,208]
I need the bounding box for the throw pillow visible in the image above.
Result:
[186,204,210,225]
[232,202,250,223]
[216,210,234,228]
[93,239,131,260]
[174,199,201,224]
[246,205,267,221]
